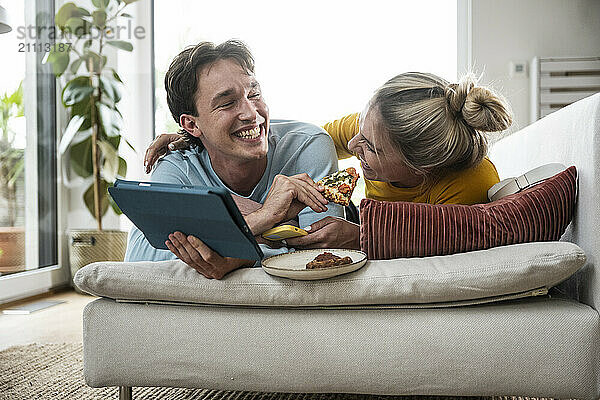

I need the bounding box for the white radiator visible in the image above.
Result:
[530,56,600,123]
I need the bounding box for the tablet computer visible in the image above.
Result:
[108,179,263,261]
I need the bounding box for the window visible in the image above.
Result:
[0,2,27,276]
[0,0,59,302]
[154,1,457,204]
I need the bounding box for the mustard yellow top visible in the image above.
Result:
[322,113,500,205]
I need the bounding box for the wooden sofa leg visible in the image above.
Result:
[119,386,132,400]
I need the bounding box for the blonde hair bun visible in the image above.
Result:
[445,77,513,133]
[372,71,514,177]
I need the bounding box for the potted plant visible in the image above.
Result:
[45,0,139,283]
[0,82,26,274]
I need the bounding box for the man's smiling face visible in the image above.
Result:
[188,58,270,165]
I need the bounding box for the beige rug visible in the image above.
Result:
[0,343,560,400]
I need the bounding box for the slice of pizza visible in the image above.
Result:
[306,252,354,269]
[317,167,359,206]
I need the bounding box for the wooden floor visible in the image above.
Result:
[0,288,98,351]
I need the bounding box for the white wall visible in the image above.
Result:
[462,0,600,132]
[116,0,154,232]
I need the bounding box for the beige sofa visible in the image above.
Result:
[76,93,600,399]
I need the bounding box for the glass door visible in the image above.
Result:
[0,0,61,303]
[0,2,27,276]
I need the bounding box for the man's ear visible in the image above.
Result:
[180,114,202,138]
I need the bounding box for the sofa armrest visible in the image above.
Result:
[490,93,600,309]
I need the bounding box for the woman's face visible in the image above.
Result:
[348,105,423,187]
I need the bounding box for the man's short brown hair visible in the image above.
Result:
[164,40,255,147]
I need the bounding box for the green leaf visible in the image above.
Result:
[62,76,93,107]
[70,95,91,125]
[83,39,93,49]
[59,115,86,155]
[7,157,24,186]
[106,133,121,149]
[70,136,93,178]
[99,75,121,103]
[42,44,70,77]
[4,82,25,118]
[113,107,123,119]
[97,140,119,182]
[70,129,92,146]
[97,104,123,142]
[99,97,116,110]
[117,156,127,177]
[122,137,136,153]
[98,103,120,137]
[77,7,91,17]
[108,189,123,215]
[92,10,107,28]
[120,13,132,18]
[64,17,92,38]
[70,57,83,74]
[55,3,88,29]
[122,0,140,4]
[92,0,110,8]
[111,68,123,83]
[82,50,103,73]
[83,179,110,218]
[105,40,133,52]
[8,82,23,106]
[79,116,92,132]
[98,76,115,102]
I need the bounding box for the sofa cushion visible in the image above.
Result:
[360,166,577,260]
[74,241,585,307]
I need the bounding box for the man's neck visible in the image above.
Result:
[208,154,268,197]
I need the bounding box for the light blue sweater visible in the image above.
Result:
[125,120,345,262]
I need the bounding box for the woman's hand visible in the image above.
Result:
[166,231,252,279]
[285,216,361,250]
[144,133,188,173]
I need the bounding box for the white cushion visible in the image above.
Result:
[74,242,585,307]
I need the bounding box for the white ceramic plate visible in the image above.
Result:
[261,249,367,280]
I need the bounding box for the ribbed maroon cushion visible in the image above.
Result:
[360,166,577,260]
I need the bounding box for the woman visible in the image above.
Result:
[145,72,512,250]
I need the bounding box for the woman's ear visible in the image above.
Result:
[180,114,202,138]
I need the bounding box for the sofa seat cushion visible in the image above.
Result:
[74,241,585,307]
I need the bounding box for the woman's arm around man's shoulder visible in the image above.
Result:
[321,112,361,160]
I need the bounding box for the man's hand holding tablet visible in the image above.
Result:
[165,232,253,279]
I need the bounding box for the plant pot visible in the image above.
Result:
[68,229,128,292]
[0,226,26,275]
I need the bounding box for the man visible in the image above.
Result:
[125,40,344,278]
